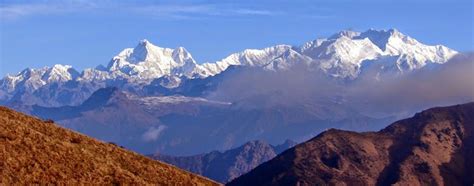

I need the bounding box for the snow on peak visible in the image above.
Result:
[127,39,173,63]
[82,30,458,82]
[355,29,458,70]
[0,64,78,94]
[329,30,361,39]
[172,46,195,65]
[139,39,151,45]
[100,31,458,80]
[300,38,327,52]
[104,39,203,80]
[357,29,398,51]
[224,45,292,66]
[45,64,79,82]
[200,44,292,74]
[297,28,459,78]
[264,48,313,71]
[355,28,415,52]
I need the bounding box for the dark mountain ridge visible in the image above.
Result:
[151,140,297,183]
[9,87,390,156]
[229,102,474,186]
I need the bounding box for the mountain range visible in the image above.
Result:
[2,28,468,157]
[228,102,474,185]
[151,140,297,183]
[0,29,457,107]
[11,86,391,155]
[3,98,472,185]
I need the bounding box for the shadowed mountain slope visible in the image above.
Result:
[228,102,474,186]
[12,86,390,156]
[0,106,219,185]
[151,140,297,183]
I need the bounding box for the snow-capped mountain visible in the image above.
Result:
[201,45,293,74]
[105,39,211,80]
[76,39,210,84]
[0,65,79,93]
[0,29,458,106]
[202,28,457,78]
[297,29,457,78]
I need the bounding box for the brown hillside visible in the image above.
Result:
[0,106,220,185]
[228,102,474,186]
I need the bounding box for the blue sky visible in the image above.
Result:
[0,0,473,76]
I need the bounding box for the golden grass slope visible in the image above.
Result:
[0,106,220,185]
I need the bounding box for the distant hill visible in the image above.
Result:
[151,140,297,183]
[12,87,390,156]
[0,106,219,185]
[229,102,474,186]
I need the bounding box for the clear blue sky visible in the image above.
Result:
[0,0,473,76]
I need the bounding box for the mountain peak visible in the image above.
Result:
[139,39,151,46]
[365,28,400,34]
[172,46,196,66]
[131,39,157,62]
[172,46,192,59]
[174,46,187,52]
[357,28,410,51]
[152,139,295,183]
[45,64,79,82]
[329,30,361,39]
[51,64,73,69]
[80,87,127,109]
[242,140,270,147]
[388,28,400,34]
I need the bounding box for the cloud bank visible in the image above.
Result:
[209,53,474,117]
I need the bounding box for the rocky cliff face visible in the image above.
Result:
[228,102,474,186]
[0,106,219,185]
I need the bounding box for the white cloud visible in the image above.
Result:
[0,1,280,20]
[142,125,167,142]
[0,1,97,20]
[232,9,276,16]
[0,4,59,19]
[131,4,214,20]
[131,4,280,20]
